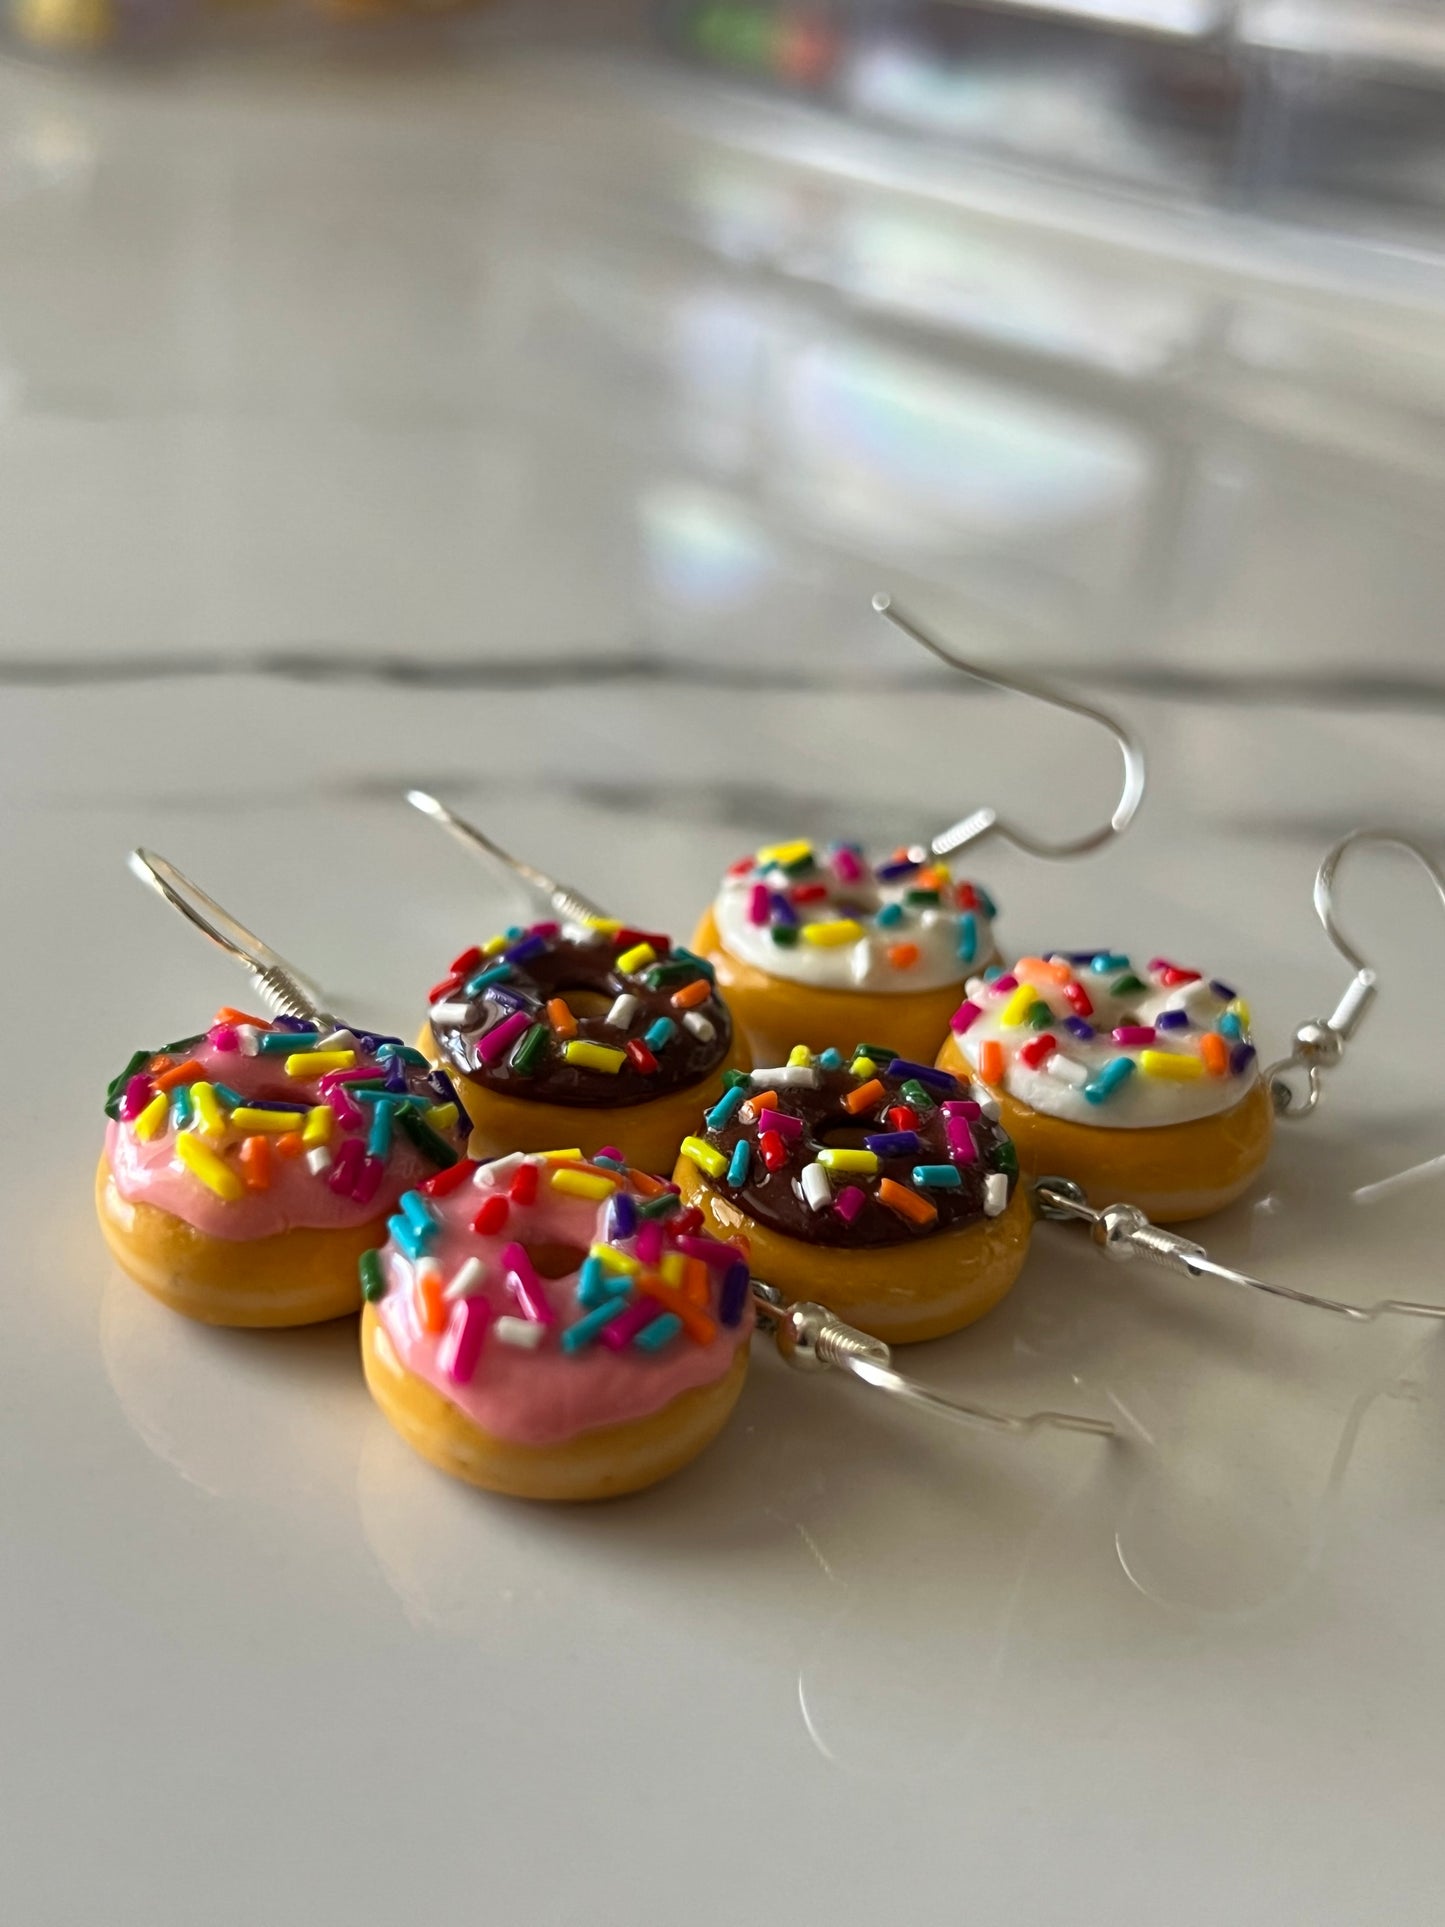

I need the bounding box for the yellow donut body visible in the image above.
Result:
[936,1034,1274,1223]
[691,907,979,1069]
[361,1304,749,1501]
[95,1155,371,1327]
[421,1022,747,1175]
[673,1155,1032,1345]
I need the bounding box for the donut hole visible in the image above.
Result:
[813,1116,878,1154]
[525,1241,592,1281]
[556,987,617,1024]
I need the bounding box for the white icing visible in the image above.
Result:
[953,953,1258,1130]
[713,842,996,994]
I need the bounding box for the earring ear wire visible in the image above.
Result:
[406,789,611,927]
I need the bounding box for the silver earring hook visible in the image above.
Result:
[1265,828,1445,1120]
[872,593,1147,862]
[406,789,611,928]
[1033,1178,1445,1325]
[750,1282,1116,1439]
[127,849,333,1028]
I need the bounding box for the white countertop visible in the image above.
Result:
[4,46,1445,1927]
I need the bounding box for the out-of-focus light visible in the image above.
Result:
[640,483,775,607]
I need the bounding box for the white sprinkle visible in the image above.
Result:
[965,977,987,999]
[973,1089,1001,1119]
[801,1162,832,1212]
[430,999,476,1027]
[751,1065,821,1088]
[1173,978,1221,1020]
[445,1256,488,1301]
[305,1145,333,1176]
[495,1315,545,1350]
[475,1152,526,1189]
[606,993,640,1032]
[387,1250,414,1295]
[317,1028,358,1052]
[1045,1053,1090,1089]
[983,1173,1008,1217]
[237,1025,261,1057]
[683,1012,716,1042]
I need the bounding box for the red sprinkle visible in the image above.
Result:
[625,1039,659,1074]
[428,975,463,1004]
[759,1130,789,1172]
[673,1206,704,1236]
[727,855,755,877]
[955,882,978,910]
[1064,981,1094,1017]
[420,1159,479,1198]
[1159,967,1201,987]
[472,1193,509,1236]
[1018,1034,1057,1070]
[449,945,483,977]
[789,883,829,904]
[509,1163,539,1206]
[885,1105,920,1133]
[613,927,670,954]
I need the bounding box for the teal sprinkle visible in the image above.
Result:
[1083,1058,1135,1106]
[212,1083,247,1110]
[876,902,904,929]
[958,913,978,965]
[465,963,514,996]
[645,1017,676,1051]
[378,1043,428,1067]
[912,1164,962,1189]
[1218,1011,1242,1040]
[672,945,716,983]
[575,1255,613,1308]
[506,925,524,940]
[562,1294,631,1353]
[368,1099,396,1159]
[727,1140,751,1187]
[818,1047,843,1071]
[170,1086,194,1129]
[635,1313,683,1352]
[400,1189,439,1235]
[1090,953,1130,974]
[984,964,1005,982]
[592,1153,625,1171]
[977,888,998,921]
[259,1031,301,1054]
[706,1086,746,1131]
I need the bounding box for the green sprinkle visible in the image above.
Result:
[1112,973,1146,996]
[771,925,799,947]
[359,1250,387,1303]
[397,1109,459,1169]
[992,1138,1019,1178]
[722,1069,750,1092]
[377,1043,428,1067]
[340,1076,390,1093]
[509,1023,549,1077]
[642,960,699,988]
[1027,1001,1055,1030]
[778,853,815,877]
[637,1192,682,1220]
[104,1048,151,1116]
[157,1032,207,1057]
[900,1079,937,1113]
[672,945,716,983]
[856,1042,900,1063]
[904,888,941,906]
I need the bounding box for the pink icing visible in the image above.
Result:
[373,1160,753,1447]
[105,1034,463,1241]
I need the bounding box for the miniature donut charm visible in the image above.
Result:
[938,951,1273,1222]
[420,919,744,1173]
[97,1010,472,1326]
[693,839,1000,1067]
[671,1047,1030,1344]
[360,1150,754,1500]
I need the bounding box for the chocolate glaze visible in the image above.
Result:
[429,928,732,1110]
[702,1060,1017,1248]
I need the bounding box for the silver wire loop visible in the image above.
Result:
[1033,1177,1445,1325]
[406,790,611,927]
[871,593,1147,863]
[749,1282,1116,1439]
[1266,828,1445,1120]
[127,850,332,1026]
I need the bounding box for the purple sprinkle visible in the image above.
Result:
[1156,1010,1191,1032]
[864,1130,922,1157]
[608,1193,638,1242]
[427,1068,462,1108]
[768,891,798,927]
[988,974,1019,997]
[1063,950,1107,964]
[874,857,919,882]
[273,1016,317,1035]
[885,1059,956,1091]
[484,987,528,1017]
[1210,980,1236,1002]
[504,934,547,966]
[384,1055,408,1093]
[719,1261,750,1327]
[237,1095,307,1112]
[1063,1016,1095,1042]
[1230,1042,1257,1076]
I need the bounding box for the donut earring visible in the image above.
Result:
[359,1145,1115,1502]
[689,595,1146,1069]
[405,790,746,1173]
[98,851,472,1327]
[939,827,1444,1226]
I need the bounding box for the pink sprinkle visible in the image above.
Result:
[503,1242,555,1325]
[945,1117,977,1163]
[476,1010,531,1066]
[941,1100,981,1118]
[328,1088,364,1131]
[351,1154,385,1206]
[747,883,769,926]
[636,1220,664,1265]
[1113,1026,1156,1047]
[120,1074,153,1121]
[596,1145,623,1163]
[675,1234,739,1270]
[834,1186,866,1225]
[208,1024,239,1053]
[530,921,560,939]
[756,1107,803,1139]
[327,1139,364,1195]
[950,1000,982,1034]
[441,1296,492,1384]
[831,846,865,885]
[598,1297,665,1351]
[989,974,1019,996]
[1147,958,1177,974]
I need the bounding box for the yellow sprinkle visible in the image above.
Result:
[787,1045,813,1067]
[616,942,656,974]
[589,1243,641,1276]
[284,1050,355,1078]
[484,935,508,956]
[190,1082,226,1139]
[757,839,813,867]
[661,1251,688,1286]
[175,1131,244,1201]
[230,1107,305,1133]
[550,1168,617,1201]
[563,1040,626,1074]
[817,1148,880,1174]
[801,919,864,948]
[999,984,1038,1028]
[680,1136,727,1180]
[134,1093,169,1141]
[1140,1050,1204,1081]
[850,1056,877,1079]
[303,1105,332,1148]
[540,1148,584,1162]
[584,917,622,934]
[1227,998,1252,1029]
[424,1103,459,1134]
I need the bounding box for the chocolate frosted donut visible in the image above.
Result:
[422,920,745,1172]
[671,1044,1032,1343]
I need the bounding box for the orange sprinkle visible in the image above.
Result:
[887,942,920,971]
[1200,1032,1229,1077]
[639,1277,716,1345]
[844,1078,885,1115]
[1017,956,1071,986]
[415,1264,447,1335]
[627,1168,670,1198]
[275,1131,304,1160]
[681,1257,711,1307]
[215,1006,268,1028]
[979,1041,1005,1085]
[239,1135,272,1192]
[545,997,577,1041]
[671,978,712,1011]
[919,866,950,892]
[879,1178,938,1228]
[740,1091,778,1123]
[153,1058,204,1092]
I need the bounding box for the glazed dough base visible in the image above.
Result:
[936,1035,1275,1223]
[692,907,983,1071]
[673,1155,1032,1344]
[422,1022,747,1176]
[95,1155,372,1327]
[361,1305,749,1501]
